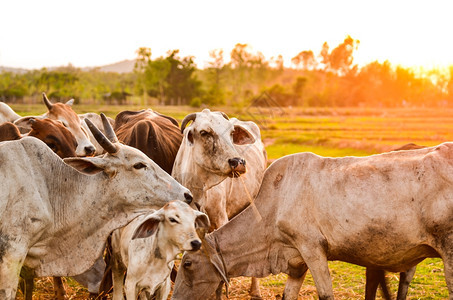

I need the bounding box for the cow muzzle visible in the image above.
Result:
[228,157,246,177]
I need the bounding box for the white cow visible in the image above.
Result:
[79,112,116,155]
[172,109,267,298]
[172,145,453,299]
[0,102,20,123]
[0,113,192,299]
[111,200,210,300]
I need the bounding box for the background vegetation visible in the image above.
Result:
[2,36,453,108]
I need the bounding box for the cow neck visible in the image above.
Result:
[185,165,227,203]
[208,201,273,279]
[33,157,147,276]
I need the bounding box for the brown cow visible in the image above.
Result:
[13,93,96,157]
[0,119,77,159]
[114,109,182,174]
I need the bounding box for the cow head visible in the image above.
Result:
[172,236,228,300]
[179,109,255,181]
[132,200,210,251]
[64,113,194,208]
[14,93,96,157]
[28,118,78,159]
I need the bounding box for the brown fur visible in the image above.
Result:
[28,119,77,159]
[0,122,21,142]
[114,110,182,174]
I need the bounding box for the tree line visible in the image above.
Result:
[1,36,452,108]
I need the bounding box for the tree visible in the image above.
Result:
[144,58,171,105]
[291,50,317,70]
[134,47,152,105]
[328,36,360,75]
[164,50,201,105]
[202,49,226,105]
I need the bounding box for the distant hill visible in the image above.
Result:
[92,59,136,73]
[0,59,137,74]
[0,66,28,74]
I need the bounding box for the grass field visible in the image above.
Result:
[9,104,453,299]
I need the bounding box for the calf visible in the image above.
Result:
[111,201,209,300]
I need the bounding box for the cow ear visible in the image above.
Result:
[63,157,107,175]
[65,99,74,106]
[203,239,229,291]
[187,130,194,145]
[233,125,255,145]
[14,116,44,133]
[132,214,163,239]
[195,211,210,238]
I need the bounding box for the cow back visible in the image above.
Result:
[114,109,182,174]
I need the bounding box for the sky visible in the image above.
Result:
[1,0,453,70]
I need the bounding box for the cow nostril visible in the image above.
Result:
[85,145,95,155]
[184,192,193,204]
[190,240,201,251]
[228,158,239,168]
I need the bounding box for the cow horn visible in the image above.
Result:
[181,113,197,133]
[85,118,118,154]
[42,92,53,110]
[100,113,118,143]
[220,112,229,120]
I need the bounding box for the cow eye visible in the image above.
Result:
[200,130,209,136]
[169,217,179,224]
[184,260,192,268]
[133,162,147,170]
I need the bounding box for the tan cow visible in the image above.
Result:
[172,110,266,298]
[111,200,209,300]
[13,93,96,156]
[173,145,453,300]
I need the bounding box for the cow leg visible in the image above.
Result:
[249,277,262,299]
[365,268,392,300]
[443,257,453,299]
[153,277,171,300]
[0,247,28,299]
[111,258,126,300]
[282,269,308,300]
[124,277,139,300]
[18,267,34,300]
[53,277,66,299]
[396,266,416,300]
[299,245,334,300]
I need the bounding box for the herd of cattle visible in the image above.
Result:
[0,93,453,300]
